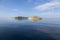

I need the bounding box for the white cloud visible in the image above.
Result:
[34,0,60,10]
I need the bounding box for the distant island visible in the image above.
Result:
[14,16,42,21]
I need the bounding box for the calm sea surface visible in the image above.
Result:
[0,18,60,40]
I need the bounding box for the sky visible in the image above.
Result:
[0,0,60,19]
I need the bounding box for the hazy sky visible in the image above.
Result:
[0,0,60,18]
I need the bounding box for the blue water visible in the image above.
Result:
[0,19,60,40]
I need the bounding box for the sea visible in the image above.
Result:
[0,18,60,40]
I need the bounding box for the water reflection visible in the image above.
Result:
[0,19,60,40]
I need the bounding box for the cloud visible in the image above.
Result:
[34,0,60,10]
